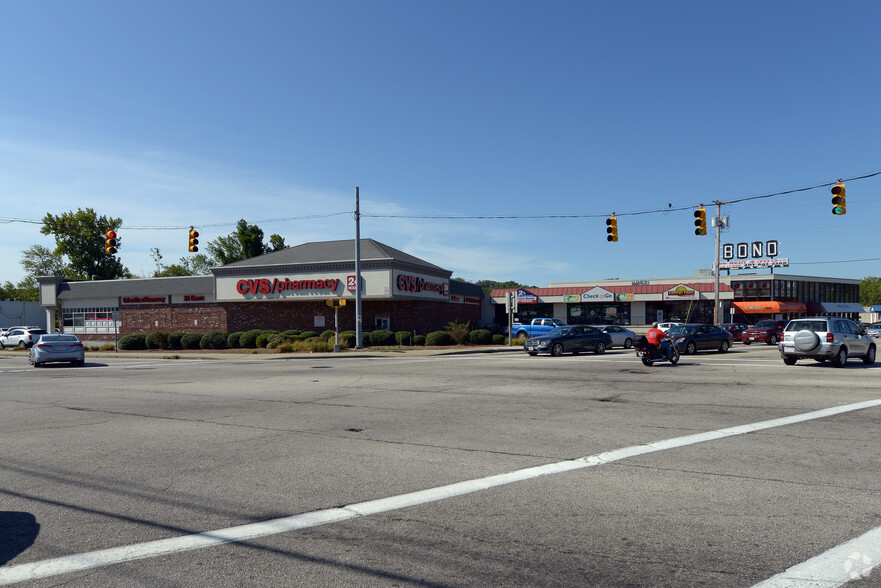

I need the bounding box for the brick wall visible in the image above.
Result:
[121,304,228,336]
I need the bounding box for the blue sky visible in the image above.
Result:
[2,0,879,287]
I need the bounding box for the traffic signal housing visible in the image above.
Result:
[104,229,118,255]
[831,182,846,215]
[694,207,707,236]
[606,215,618,242]
[188,228,199,252]
[326,298,346,307]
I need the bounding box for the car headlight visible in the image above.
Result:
[675,337,685,343]
[537,341,550,348]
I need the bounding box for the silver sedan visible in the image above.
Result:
[28,334,85,367]
[594,325,637,349]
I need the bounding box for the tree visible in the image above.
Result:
[40,208,131,280]
[860,276,881,307]
[205,219,285,265]
[474,280,538,295]
[149,247,214,277]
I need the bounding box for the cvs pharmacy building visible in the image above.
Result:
[38,239,482,341]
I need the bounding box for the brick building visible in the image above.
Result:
[37,239,483,342]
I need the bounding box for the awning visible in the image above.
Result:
[732,301,807,314]
[820,302,865,313]
[869,304,881,313]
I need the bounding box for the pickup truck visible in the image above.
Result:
[507,318,567,339]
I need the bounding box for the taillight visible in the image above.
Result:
[826,333,835,343]
[72,343,83,348]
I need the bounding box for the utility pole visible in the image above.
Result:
[712,200,726,325]
[354,187,363,349]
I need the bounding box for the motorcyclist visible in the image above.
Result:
[646,322,673,360]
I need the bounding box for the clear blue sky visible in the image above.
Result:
[2,0,879,287]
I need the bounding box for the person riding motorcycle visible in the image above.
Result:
[645,322,673,360]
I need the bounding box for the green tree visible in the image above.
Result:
[149,247,214,277]
[205,219,285,265]
[474,280,537,295]
[860,276,881,307]
[40,208,131,280]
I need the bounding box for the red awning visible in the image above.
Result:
[731,301,807,314]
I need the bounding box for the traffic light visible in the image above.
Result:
[606,215,618,242]
[831,182,846,215]
[104,229,118,255]
[694,207,707,236]
[188,227,199,252]
[326,298,346,307]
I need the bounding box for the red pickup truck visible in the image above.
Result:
[741,320,788,345]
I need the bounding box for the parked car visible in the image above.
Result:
[524,326,612,356]
[595,325,637,349]
[719,323,749,342]
[666,324,733,354]
[866,324,881,338]
[778,317,876,367]
[0,327,49,348]
[0,325,41,338]
[741,320,788,345]
[656,322,682,333]
[29,334,85,367]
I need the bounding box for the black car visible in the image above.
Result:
[667,324,733,354]
[524,326,613,356]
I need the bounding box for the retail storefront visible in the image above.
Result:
[38,239,483,342]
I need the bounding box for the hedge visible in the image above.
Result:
[118,334,147,350]
[181,333,203,350]
[227,332,244,348]
[368,329,396,346]
[168,332,187,350]
[239,329,264,349]
[146,331,169,350]
[255,330,278,348]
[425,331,454,346]
[200,331,229,349]
[320,329,336,341]
[468,329,493,345]
[395,331,414,346]
[414,335,426,346]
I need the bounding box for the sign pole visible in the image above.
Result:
[334,306,340,353]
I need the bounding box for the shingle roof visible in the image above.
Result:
[56,275,214,299]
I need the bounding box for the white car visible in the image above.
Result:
[595,325,637,349]
[0,327,49,348]
[656,322,682,333]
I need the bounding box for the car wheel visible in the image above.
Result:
[813,358,827,363]
[863,346,876,365]
[768,334,777,345]
[551,343,564,357]
[832,347,848,367]
[527,352,538,356]
[742,341,751,345]
[686,341,697,355]
[782,355,797,365]
[623,338,633,349]
[719,340,729,353]
[594,341,606,355]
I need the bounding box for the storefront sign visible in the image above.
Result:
[563,295,580,303]
[719,258,789,270]
[722,240,779,260]
[394,272,450,298]
[616,293,633,302]
[464,296,481,304]
[236,278,340,296]
[171,294,215,304]
[581,287,614,302]
[516,289,537,304]
[662,284,699,301]
[121,296,167,304]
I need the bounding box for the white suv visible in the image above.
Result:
[779,317,876,367]
[0,327,49,349]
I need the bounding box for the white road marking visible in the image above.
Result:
[2,399,881,585]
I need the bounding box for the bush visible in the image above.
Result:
[118,334,147,350]
[425,331,454,346]
[339,332,356,348]
[227,332,244,348]
[256,330,278,348]
[394,331,414,346]
[281,329,301,338]
[239,329,264,349]
[492,334,507,345]
[320,329,336,341]
[181,333,203,350]
[368,329,396,346]
[146,331,169,350]
[445,320,470,345]
[300,330,319,340]
[469,329,493,345]
[100,343,116,351]
[200,331,229,349]
[414,335,426,346]
[168,332,186,349]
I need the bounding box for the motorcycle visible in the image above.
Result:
[635,336,680,366]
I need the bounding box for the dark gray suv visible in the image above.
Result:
[778,317,876,367]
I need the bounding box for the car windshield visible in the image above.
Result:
[546,327,571,337]
[753,321,776,328]
[785,320,827,332]
[41,335,79,342]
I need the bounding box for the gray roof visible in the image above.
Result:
[56,275,214,299]
[217,239,447,273]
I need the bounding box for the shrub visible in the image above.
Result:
[118,334,147,350]
[281,329,301,338]
[168,332,186,349]
[300,330,319,339]
[425,331,454,346]
[320,329,336,341]
[101,344,116,351]
[239,329,264,349]
[227,332,244,348]
[146,331,169,350]
[395,331,414,346]
[181,333,203,350]
[414,335,426,346]
[200,331,229,349]
[339,333,356,348]
[469,329,493,345]
[255,330,278,348]
[492,334,507,345]
[445,320,470,345]
[368,329,396,346]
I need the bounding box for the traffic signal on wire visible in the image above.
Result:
[831,182,846,215]
[188,227,200,252]
[694,207,707,236]
[104,229,118,255]
[606,215,618,242]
